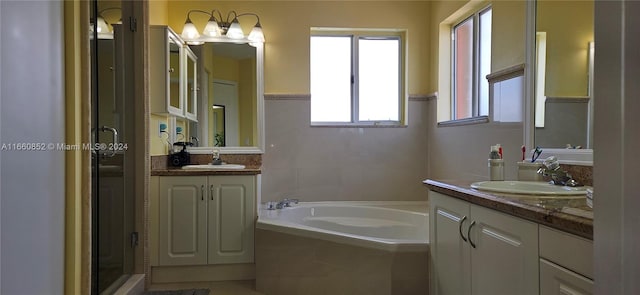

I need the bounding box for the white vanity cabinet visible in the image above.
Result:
[150,26,198,121]
[151,175,256,267]
[429,191,539,295]
[539,226,594,294]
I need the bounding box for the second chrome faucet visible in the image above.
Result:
[537,156,582,187]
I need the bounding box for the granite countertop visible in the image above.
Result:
[151,154,262,176]
[151,166,261,176]
[424,179,593,240]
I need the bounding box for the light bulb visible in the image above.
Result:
[181,18,200,40]
[203,17,220,37]
[226,18,244,39]
[248,23,265,43]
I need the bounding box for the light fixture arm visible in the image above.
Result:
[186,9,214,21]
[211,9,224,23]
[237,12,261,25]
[225,10,239,23]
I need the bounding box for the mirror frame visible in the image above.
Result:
[524,0,593,165]
[188,41,265,155]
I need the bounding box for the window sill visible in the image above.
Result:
[437,116,489,127]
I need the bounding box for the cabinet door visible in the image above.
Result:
[149,26,184,117]
[184,46,198,121]
[429,192,472,295]
[540,259,593,295]
[167,29,183,116]
[469,204,539,295]
[208,175,256,264]
[158,176,208,265]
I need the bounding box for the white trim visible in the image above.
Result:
[524,0,536,157]
[183,46,198,121]
[255,42,265,153]
[195,42,264,153]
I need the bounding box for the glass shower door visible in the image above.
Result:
[91,0,135,293]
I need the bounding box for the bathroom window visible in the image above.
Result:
[310,30,406,126]
[452,6,492,120]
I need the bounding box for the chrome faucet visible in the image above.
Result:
[211,149,223,165]
[537,156,581,187]
[190,136,199,147]
[265,198,299,210]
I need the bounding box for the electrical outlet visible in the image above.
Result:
[159,123,167,137]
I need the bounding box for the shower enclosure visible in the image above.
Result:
[91,0,137,293]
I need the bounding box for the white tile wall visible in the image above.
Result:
[262,97,429,202]
[427,100,524,181]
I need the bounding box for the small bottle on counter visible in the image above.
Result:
[488,145,504,181]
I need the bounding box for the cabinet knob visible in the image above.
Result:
[201,185,205,201]
[210,185,214,200]
[169,68,175,73]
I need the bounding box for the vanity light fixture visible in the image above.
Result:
[180,9,265,46]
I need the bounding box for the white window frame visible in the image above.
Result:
[310,29,407,126]
[451,5,492,120]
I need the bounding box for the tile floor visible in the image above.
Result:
[148,280,264,295]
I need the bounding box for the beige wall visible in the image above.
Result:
[166,1,431,95]
[149,0,168,25]
[150,114,169,155]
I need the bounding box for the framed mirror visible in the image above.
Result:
[525,0,593,164]
[188,42,264,154]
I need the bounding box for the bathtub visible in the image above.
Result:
[256,201,429,252]
[255,201,430,295]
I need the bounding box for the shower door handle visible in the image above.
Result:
[95,126,119,158]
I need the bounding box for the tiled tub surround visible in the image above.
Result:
[255,201,429,295]
[424,179,593,239]
[262,95,430,203]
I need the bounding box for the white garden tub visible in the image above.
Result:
[256,201,429,252]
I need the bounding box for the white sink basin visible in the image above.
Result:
[471,181,590,197]
[182,164,246,170]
